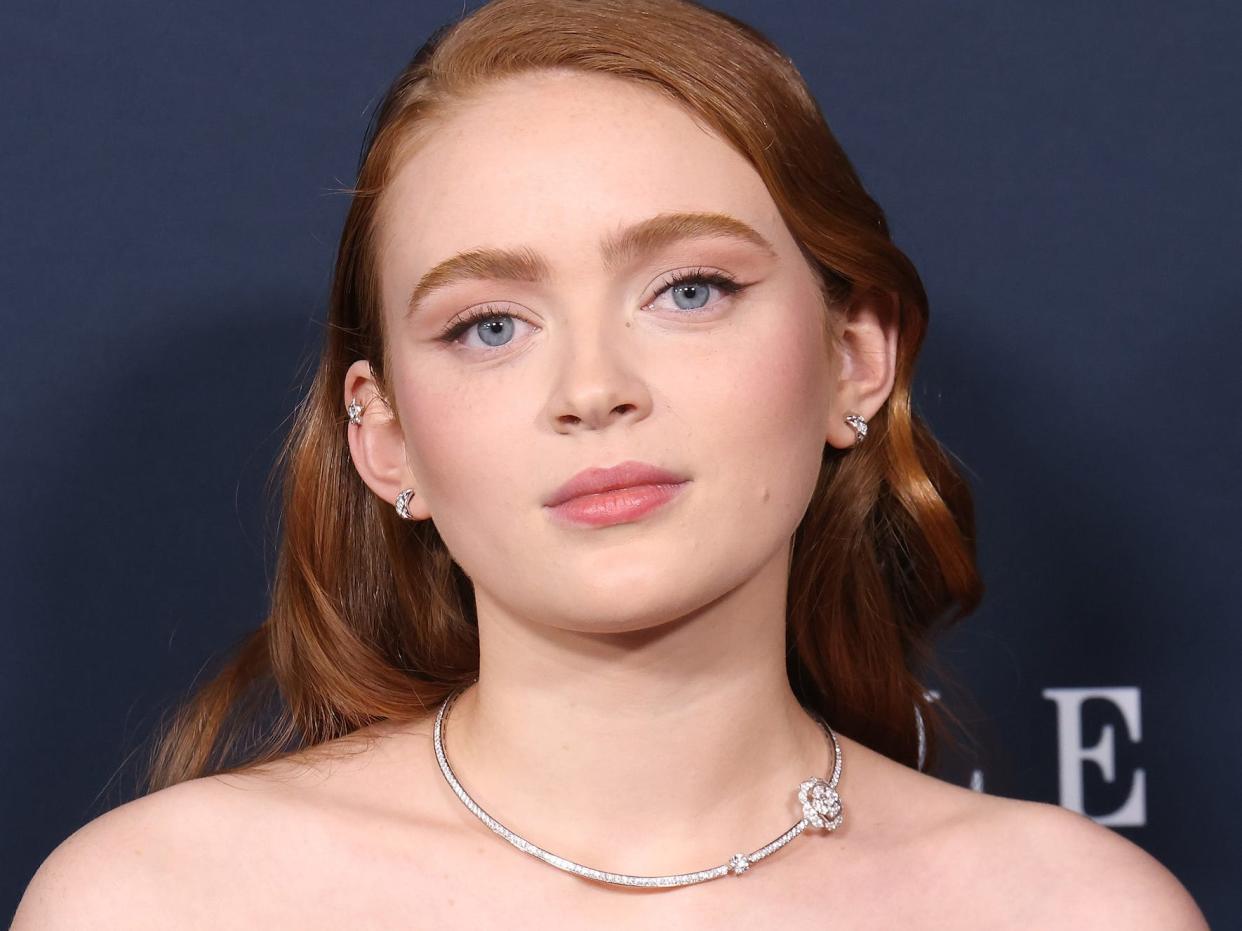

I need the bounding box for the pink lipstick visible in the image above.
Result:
[544,460,690,528]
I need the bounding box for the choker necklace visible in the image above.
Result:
[432,685,845,888]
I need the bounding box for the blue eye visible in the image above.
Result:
[438,269,745,351]
[438,304,520,350]
[650,268,743,313]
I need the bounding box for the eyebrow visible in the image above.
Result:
[405,211,777,317]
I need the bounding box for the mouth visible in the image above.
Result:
[544,480,690,528]
[542,459,690,509]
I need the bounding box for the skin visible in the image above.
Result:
[344,67,898,874]
[11,69,1210,930]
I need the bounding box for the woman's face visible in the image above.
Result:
[349,70,857,634]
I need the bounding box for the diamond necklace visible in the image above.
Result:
[432,685,845,888]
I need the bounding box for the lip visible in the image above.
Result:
[543,460,690,508]
[545,481,688,528]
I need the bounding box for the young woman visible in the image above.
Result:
[15,0,1207,927]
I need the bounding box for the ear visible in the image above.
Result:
[825,288,900,449]
[343,359,431,521]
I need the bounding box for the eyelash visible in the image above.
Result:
[436,267,746,347]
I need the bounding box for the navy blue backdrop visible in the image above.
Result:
[3,1,1238,924]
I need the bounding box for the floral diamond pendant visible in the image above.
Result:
[799,776,843,830]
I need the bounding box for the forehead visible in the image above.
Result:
[377,70,789,279]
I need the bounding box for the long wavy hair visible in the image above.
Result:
[142,0,984,794]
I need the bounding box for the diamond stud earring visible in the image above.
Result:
[395,488,416,520]
[843,412,868,445]
[347,398,363,426]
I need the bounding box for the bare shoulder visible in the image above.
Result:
[950,788,1208,929]
[11,773,249,930]
[12,718,433,930]
[838,739,1207,930]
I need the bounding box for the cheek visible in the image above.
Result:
[666,297,832,554]
[392,367,533,547]
[692,300,832,482]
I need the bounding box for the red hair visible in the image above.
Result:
[144,0,984,792]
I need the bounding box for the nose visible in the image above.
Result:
[544,309,652,432]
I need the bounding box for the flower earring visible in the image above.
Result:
[347,397,364,426]
[843,411,868,446]
[395,488,416,520]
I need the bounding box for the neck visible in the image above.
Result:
[440,550,836,876]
